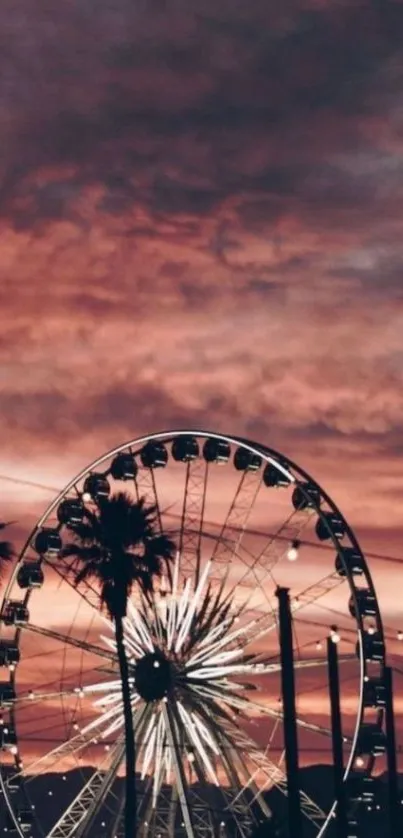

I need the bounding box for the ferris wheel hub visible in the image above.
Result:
[134,651,173,702]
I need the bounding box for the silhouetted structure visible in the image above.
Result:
[327,635,348,837]
[276,586,302,838]
[384,666,400,838]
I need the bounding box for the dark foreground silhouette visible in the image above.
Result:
[0,764,401,837]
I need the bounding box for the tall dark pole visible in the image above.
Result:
[327,635,348,838]
[276,587,302,838]
[384,666,400,838]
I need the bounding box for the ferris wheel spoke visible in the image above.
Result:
[13,674,136,706]
[236,506,314,585]
[229,726,327,827]
[199,707,326,828]
[16,701,142,782]
[290,571,345,613]
[231,720,283,812]
[167,784,179,837]
[134,462,174,592]
[223,755,271,833]
[23,622,116,662]
[140,782,160,838]
[134,464,164,532]
[254,753,326,825]
[245,697,353,743]
[44,552,102,613]
[197,708,271,827]
[135,773,155,837]
[232,570,348,649]
[196,679,352,747]
[210,725,277,833]
[13,687,99,705]
[17,724,105,783]
[254,653,356,674]
[47,737,125,838]
[162,702,197,838]
[178,458,208,584]
[209,470,262,582]
[108,784,125,838]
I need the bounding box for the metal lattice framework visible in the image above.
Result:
[0,430,386,838]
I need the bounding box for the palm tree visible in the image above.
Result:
[63,493,176,838]
[0,521,14,583]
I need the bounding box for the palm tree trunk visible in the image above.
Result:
[115,614,136,838]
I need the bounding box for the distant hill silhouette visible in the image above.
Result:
[0,764,401,836]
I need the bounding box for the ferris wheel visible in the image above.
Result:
[0,431,387,838]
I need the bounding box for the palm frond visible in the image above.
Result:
[62,544,102,561]
[66,522,97,543]
[75,560,101,587]
[65,492,177,615]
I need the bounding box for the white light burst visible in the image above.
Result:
[82,553,269,805]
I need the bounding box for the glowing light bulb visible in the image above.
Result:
[368,625,376,636]
[316,640,323,651]
[330,626,340,644]
[355,756,365,768]
[287,540,300,561]
[397,630,403,641]
[10,746,18,756]
[153,661,160,669]
[187,751,195,762]
[82,492,92,503]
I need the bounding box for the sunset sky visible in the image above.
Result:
[1,0,403,797]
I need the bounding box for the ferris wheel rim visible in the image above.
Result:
[0,429,386,838]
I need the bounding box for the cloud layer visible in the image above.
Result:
[1,0,403,778]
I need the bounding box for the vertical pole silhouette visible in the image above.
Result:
[384,666,400,838]
[327,635,348,838]
[276,587,302,838]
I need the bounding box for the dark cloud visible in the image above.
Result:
[0,0,402,229]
